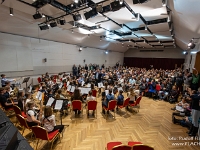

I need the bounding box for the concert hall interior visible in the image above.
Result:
[0,0,200,150]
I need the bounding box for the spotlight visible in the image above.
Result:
[110,1,122,11]
[129,40,131,42]
[119,0,123,5]
[191,51,197,54]
[50,21,57,28]
[39,24,49,30]
[105,51,108,54]
[74,0,78,3]
[10,8,13,16]
[79,47,82,51]
[33,11,42,19]
[188,42,196,49]
[59,19,66,25]
[133,0,148,4]
[73,14,82,21]
[84,8,98,20]
[42,14,45,18]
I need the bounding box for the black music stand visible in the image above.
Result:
[22,77,30,92]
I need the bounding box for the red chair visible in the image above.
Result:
[16,114,32,135]
[103,100,117,119]
[117,98,130,113]
[71,100,83,119]
[92,89,97,97]
[13,105,27,118]
[128,141,142,146]
[128,96,142,112]
[87,100,97,118]
[107,142,122,150]
[37,77,41,83]
[155,84,161,92]
[32,126,61,150]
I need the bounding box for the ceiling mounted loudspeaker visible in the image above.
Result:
[33,12,42,19]
[50,22,57,27]
[39,24,49,30]
[110,1,122,11]
[133,0,148,4]
[73,14,82,21]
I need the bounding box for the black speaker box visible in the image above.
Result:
[59,20,66,25]
[110,1,121,11]
[73,14,82,21]
[84,11,91,20]
[39,25,49,30]
[89,8,98,18]
[50,22,57,28]
[133,0,148,4]
[102,5,111,13]
[0,124,18,150]
[14,133,33,150]
[33,13,42,19]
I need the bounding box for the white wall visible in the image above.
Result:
[124,48,185,58]
[0,33,124,78]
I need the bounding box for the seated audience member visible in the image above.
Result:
[116,90,124,111]
[168,86,179,103]
[127,88,136,103]
[71,89,83,115]
[102,88,115,114]
[1,74,16,87]
[17,91,26,111]
[0,87,17,110]
[26,101,42,127]
[42,106,64,133]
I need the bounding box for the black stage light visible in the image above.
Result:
[133,0,148,4]
[84,8,98,20]
[73,14,82,21]
[50,22,57,27]
[59,20,66,25]
[96,5,103,13]
[110,1,121,11]
[188,42,196,49]
[102,5,111,13]
[33,12,42,19]
[39,24,49,30]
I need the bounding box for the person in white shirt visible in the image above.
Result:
[42,106,64,133]
[86,91,96,116]
[26,101,41,127]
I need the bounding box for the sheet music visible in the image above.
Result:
[118,87,123,92]
[86,84,91,88]
[28,86,32,93]
[81,81,85,87]
[98,82,104,88]
[59,83,63,89]
[67,85,71,91]
[105,90,109,95]
[70,86,75,92]
[54,100,63,110]
[36,91,42,100]
[46,97,55,106]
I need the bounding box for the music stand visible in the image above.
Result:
[22,77,30,92]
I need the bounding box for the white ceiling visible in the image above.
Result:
[0,0,199,52]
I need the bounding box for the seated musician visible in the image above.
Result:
[42,106,64,133]
[0,87,17,110]
[26,101,42,127]
[1,74,16,87]
[55,89,65,99]
[17,91,26,111]
[71,89,83,115]
[116,90,124,111]
[102,88,115,114]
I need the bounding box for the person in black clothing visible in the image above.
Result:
[85,64,88,71]
[0,87,17,110]
[176,73,184,92]
[187,88,200,136]
[94,69,102,86]
[71,89,83,115]
[17,91,26,111]
[72,64,77,77]
[101,64,105,69]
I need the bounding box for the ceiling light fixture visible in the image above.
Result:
[119,0,123,5]
[10,8,13,16]
[74,0,78,3]
[39,24,49,30]
[33,11,42,19]
[42,14,45,18]
[129,40,131,42]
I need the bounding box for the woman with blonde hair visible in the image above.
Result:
[127,87,136,104]
[42,106,64,133]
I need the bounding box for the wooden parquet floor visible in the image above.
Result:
[9,96,200,150]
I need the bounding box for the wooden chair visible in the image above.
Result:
[87,100,97,118]
[16,114,32,135]
[32,126,61,150]
[117,98,130,114]
[128,96,142,112]
[106,142,122,150]
[103,100,117,119]
[71,100,83,119]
